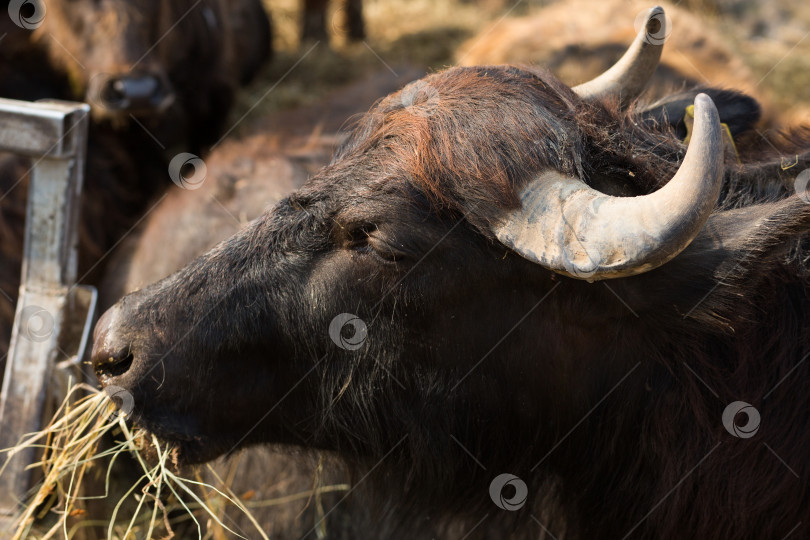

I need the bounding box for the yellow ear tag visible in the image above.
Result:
[683,104,740,164]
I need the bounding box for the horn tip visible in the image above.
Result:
[694,93,718,115]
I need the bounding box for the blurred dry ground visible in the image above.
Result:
[235,0,810,132]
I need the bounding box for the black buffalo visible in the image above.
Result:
[92,8,810,539]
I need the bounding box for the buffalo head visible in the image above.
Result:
[90,6,744,467]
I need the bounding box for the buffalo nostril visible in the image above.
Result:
[95,349,134,379]
[91,305,139,381]
[98,74,173,112]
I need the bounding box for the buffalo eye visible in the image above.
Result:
[344,223,404,263]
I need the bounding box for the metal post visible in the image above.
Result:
[0,98,91,528]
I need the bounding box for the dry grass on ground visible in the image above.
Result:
[231,0,810,131]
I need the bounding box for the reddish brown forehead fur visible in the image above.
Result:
[334,66,591,228]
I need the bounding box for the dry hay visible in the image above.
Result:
[0,382,346,539]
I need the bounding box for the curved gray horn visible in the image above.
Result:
[494,93,724,281]
[573,6,666,107]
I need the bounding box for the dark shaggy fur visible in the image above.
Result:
[93,65,810,539]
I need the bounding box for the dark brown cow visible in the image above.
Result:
[29,0,271,151]
[92,9,810,539]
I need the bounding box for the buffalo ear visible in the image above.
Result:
[622,196,810,326]
[640,87,761,139]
